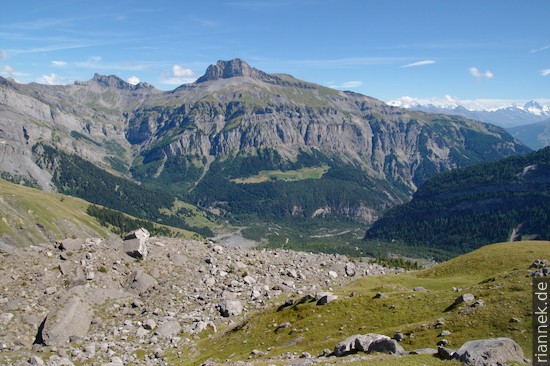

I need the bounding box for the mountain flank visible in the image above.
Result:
[365,146,550,259]
[0,58,530,247]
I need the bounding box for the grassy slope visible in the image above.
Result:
[0,178,111,245]
[0,179,197,246]
[174,241,549,365]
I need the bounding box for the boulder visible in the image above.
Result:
[125,270,157,294]
[345,262,356,277]
[334,333,405,357]
[123,238,148,260]
[452,337,526,365]
[155,320,181,338]
[219,299,243,317]
[316,292,338,306]
[453,293,475,306]
[124,228,150,241]
[59,238,85,252]
[39,295,93,346]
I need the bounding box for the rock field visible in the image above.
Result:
[0,231,397,365]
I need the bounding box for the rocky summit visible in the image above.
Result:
[0,232,396,365]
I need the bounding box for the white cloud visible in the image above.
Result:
[51,60,67,67]
[0,50,6,60]
[469,67,494,79]
[531,45,550,53]
[542,69,550,77]
[127,76,140,85]
[172,64,194,78]
[2,65,14,76]
[328,80,363,89]
[160,64,197,85]
[401,60,435,68]
[39,73,61,85]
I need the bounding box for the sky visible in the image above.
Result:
[1,0,549,109]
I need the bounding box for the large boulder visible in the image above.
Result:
[219,299,243,317]
[123,228,150,259]
[334,333,405,357]
[39,295,93,346]
[452,337,526,365]
[124,270,157,294]
[58,238,86,252]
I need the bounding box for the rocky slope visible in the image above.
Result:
[0,59,530,229]
[0,234,542,365]
[0,232,396,365]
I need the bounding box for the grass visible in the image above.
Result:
[172,241,549,365]
[231,165,329,184]
[0,178,111,245]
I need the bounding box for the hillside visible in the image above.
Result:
[1,235,543,365]
[364,146,550,259]
[180,241,544,365]
[508,118,550,150]
[0,178,198,249]
[0,59,530,247]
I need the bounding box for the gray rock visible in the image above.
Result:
[0,313,14,325]
[413,286,428,292]
[219,299,243,317]
[452,337,526,365]
[373,292,388,299]
[316,292,338,306]
[124,270,157,294]
[124,228,150,241]
[155,320,181,338]
[59,238,85,252]
[409,348,437,355]
[143,318,157,330]
[334,333,404,357]
[40,295,93,346]
[345,262,356,277]
[170,254,187,265]
[437,346,455,360]
[123,238,148,260]
[453,293,475,306]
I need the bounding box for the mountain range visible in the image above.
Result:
[389,99,550,150]
[0,58,530,248]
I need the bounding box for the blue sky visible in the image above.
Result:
[1,0,549,108]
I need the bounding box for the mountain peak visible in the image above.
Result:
[196,58,276,83]
[91,73,133,89]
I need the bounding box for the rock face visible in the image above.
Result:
[39,295,93,346]
[452,337,526,365]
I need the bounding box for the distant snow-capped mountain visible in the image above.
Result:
[388,99,550,129]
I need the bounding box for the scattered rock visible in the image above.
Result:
[413,286,428,292]
[452,337,526,365]
[373,292,388,299]
[409,348,437,355]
